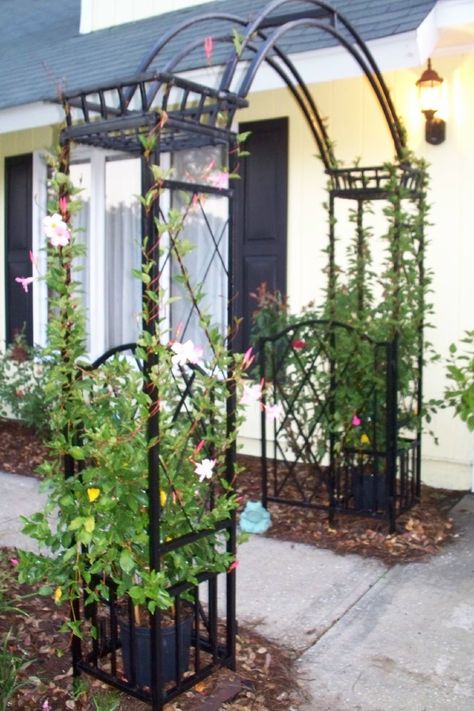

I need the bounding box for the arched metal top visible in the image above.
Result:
[60,0,412,186]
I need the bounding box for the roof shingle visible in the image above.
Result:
[0,0,437,111]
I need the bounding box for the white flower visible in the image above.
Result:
[171,339,203,367]
[240,382,262,406]
[43,213,71,248]
[265,402,284,422]
[194,458,216,482]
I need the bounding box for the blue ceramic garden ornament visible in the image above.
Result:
[239,500,272,534]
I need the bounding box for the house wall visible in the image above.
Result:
[0,126,56,347]
[236,50,474,491]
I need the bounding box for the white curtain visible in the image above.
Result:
[104,158,142,349]
[69,157,142,353]
[104,201,141,348]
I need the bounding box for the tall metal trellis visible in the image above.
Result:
[57,0,425,706]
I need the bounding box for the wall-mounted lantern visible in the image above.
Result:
[416,58,446,145]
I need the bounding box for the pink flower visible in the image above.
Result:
[194,458,216,482]
[10,558,19,567]
[352,415,362,426]
[58,196,68,215]
[43,213,70,247]
[209,170,229,190]
[292,339,306,350]
[242,347,254,370]
[228,559,240,573]
[265,402,284,422]
[171,339,204,367]
[194,439,206,454]
[42,701,51,711]
[204,36,214,62]
[29,250,39,269]
[240,382,262,406]
[15,276,34,293]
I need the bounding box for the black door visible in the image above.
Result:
[233,117,288,352]
[5,154,33,344]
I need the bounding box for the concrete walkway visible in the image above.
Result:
[1,469,473,710]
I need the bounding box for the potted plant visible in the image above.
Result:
[18,147,253,687]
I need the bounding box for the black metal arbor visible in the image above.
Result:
[58,0,425,707]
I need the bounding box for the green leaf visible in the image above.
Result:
[119,550,135,574]
[69,517,83,531]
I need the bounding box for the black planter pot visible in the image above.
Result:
[351,471,387,512]
[120,613,193,688]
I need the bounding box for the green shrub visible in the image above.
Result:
[446,330,474,431]
[0,335,52,437]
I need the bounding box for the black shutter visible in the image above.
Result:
[5,154,33,345]
[233,118,288,352]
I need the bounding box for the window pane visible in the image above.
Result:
[104,158,142,349]
[171,147,229,352]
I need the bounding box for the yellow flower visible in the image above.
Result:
[160,489,167,507]
[87,487,100,503]
[360,433,370,445]
[54,587,62,603]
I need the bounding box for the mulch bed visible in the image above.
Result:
[0,549,304,711]
[0,418,466,708]
[237,454,463,566]
[0,419,48,477]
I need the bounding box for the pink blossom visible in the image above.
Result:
[265,402,284,422]
[292,339,306,350]
[29,250,39,269]
[42,701,51,711]
[194,439,206,454]
[352,415,362,426]
[228,559,240,573]
[43,213,70,247]
[240,382,262,406]
[15,276,34,293]
[209,170,229,190]
[58,196,68,215]
[194,458,216,482]
[10,558,19,567]
[171,339,204,367]
[204,36,214,62]
[242,347,254,370]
